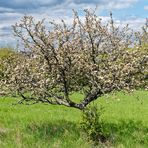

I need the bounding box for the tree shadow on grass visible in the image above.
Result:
[25,119,148,146]
[26,120,81,141]
[100,120,148,145]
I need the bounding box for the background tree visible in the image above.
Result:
[0,47,16,95]
[0,47,16,80]
[134,18,148,48]
[0,10,147,109]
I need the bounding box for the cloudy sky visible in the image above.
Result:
[0,0,147,47]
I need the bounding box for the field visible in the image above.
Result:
[0,90,148,148]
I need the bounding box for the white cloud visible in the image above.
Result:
[118,18,146,31]
[144,6,148,10]
[0,0,138,12]
[0,0,143,47]
[106,0,138,9]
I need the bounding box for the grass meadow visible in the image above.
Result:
[0,90,148,147]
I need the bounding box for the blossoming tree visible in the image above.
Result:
[1,10,147,109]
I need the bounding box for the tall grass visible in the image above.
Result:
[0,90,148,147]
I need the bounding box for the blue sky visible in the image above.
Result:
[0,0,147,47]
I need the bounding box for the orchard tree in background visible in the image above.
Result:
[135,18,148,47]
[0,48,16,81]
[0,10,147,110]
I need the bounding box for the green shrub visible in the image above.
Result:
[0,47,15,59]
[0,47,16,95]
[81,105,109,144]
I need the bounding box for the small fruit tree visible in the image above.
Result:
[1,10,147,109]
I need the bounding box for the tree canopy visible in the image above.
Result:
[0,10,147,109]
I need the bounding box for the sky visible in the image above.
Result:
[0,0,147,47]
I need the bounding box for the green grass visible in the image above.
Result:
[0,90,148,147]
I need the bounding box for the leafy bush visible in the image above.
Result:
[81,105,109,144]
